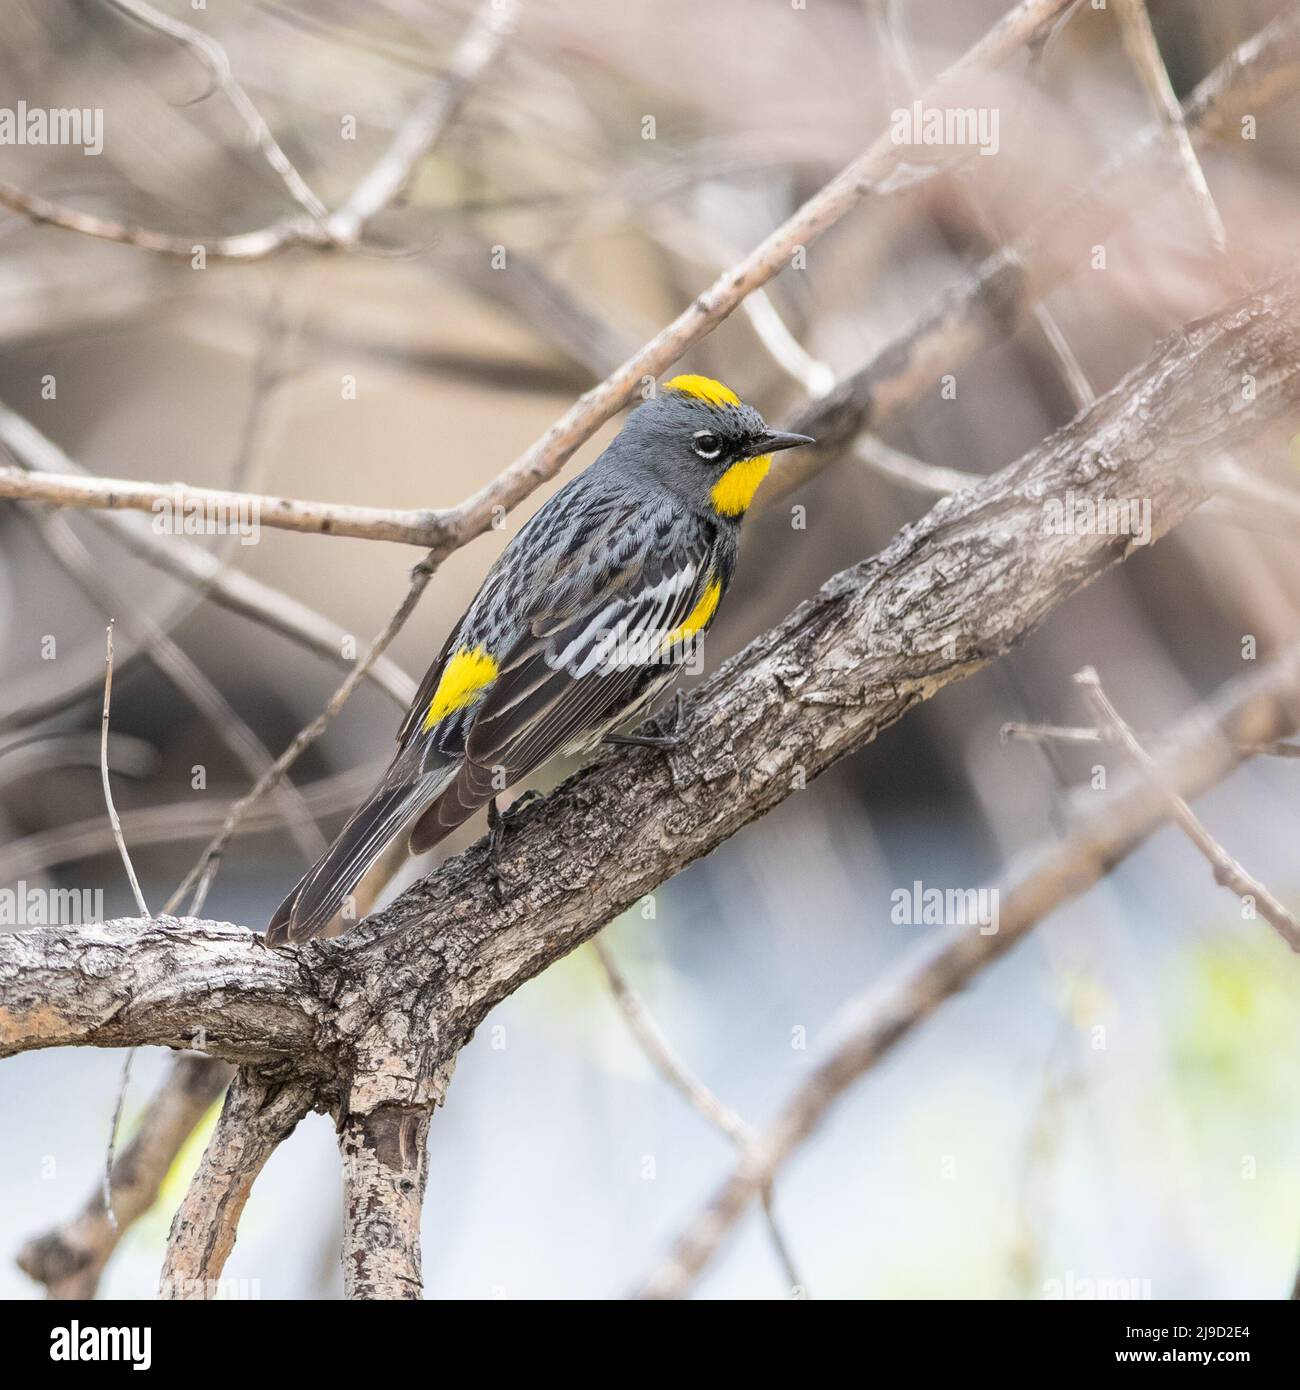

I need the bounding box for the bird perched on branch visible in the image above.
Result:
[266,375,813,944]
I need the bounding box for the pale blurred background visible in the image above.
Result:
[2,0,1300,1298]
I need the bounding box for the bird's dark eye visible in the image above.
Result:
[692,430,723,460]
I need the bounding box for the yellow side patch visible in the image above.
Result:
[663,577,722,650]
[664,374,740,408]
[422,645,499,731]
[710,454,772,517]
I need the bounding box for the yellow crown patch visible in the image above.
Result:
[664,374,741,408]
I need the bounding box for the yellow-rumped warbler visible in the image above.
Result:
[266,375,813,943]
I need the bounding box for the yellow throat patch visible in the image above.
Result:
[664,374,740,408]
[710,454,772,517]
[422,645,499,731]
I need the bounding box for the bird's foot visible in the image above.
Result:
[487,790,544,903]
[604,690,688,751]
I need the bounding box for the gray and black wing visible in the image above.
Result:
[409,503,729,851]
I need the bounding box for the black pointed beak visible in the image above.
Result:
[750,430,815,458]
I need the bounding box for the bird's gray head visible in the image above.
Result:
[604,374,814,520]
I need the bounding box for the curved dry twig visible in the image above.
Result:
[592,940,806,1294]
[0,0,518,262]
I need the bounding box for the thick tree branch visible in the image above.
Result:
[159,1068,314,1298]
[4,276,1295,1092]
[339,1104,431,1301]
[0,917,316,1067]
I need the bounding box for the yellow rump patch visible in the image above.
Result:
[663,577,722,650]
[664,374,740,409]
[422,645,499,731]
[710,454,772,517]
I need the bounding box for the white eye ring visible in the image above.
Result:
[692,430,723,460]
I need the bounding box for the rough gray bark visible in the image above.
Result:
[4,276,1300,1294]
[158,1068,313,1299]
[339,1104,432,1301]
[0,917,316,1066]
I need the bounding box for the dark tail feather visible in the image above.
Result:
[408,756,500,854]
[266,761,449,945]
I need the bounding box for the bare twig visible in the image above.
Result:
[167,554,438,916]
[0,765,375,884]
[100,622,150,920]
[106,0,330,226]
[879,0,1097,415]
[326,0,518,245]
[768,6,1300,505]
[0,424,975,541]
[737,286,835,400]
[0,179,311,260]
[649,215,834,398]
[0,0,516,261]
[35,512,328,864]
[592,939,805,1294]
[0,468,444,545]
[102,1050,134,1237]
[0,401,415,708]
[1074,666,1300,950]
[1212,458,1300,527]
[1000,719,1300,757]
[114,521,416,708]
[97,620,149,1244]
[853,434,982,497]
[1027,297,1097,412]
[1113,0,1228,256]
